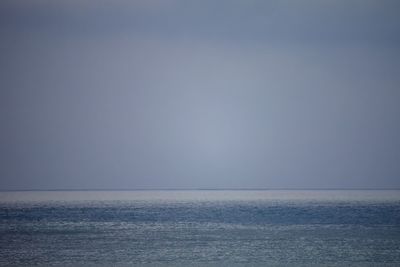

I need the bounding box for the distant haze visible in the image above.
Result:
[1,0,400,190]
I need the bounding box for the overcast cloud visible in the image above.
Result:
[1,0,400,190]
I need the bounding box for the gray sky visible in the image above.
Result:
[1,0,400,190]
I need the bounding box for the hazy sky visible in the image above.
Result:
[1,0,400,190]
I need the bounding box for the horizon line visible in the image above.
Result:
[1,187,400,192]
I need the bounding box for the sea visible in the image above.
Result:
[0,190,399,267]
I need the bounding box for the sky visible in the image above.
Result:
[1,0,400,190]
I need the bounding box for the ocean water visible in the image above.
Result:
[0,190,400,267]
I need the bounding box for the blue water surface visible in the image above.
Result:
[0,190,399,266]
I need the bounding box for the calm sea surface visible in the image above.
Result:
[0,190,400,266]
